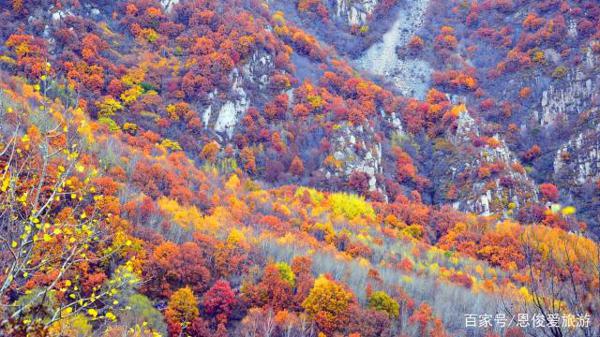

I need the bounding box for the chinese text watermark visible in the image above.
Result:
[464,313,590,328]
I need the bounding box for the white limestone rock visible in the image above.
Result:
[335,0,379,26]
[204,50,274,139]
[356,0,432,99]
[322,123,384,193]
[534,48,598,126]
[554,118,600,184]
[445,107,538,216]
[161,0,180,13]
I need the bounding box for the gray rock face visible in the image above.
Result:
[242,52,274,90]
[554,112,600,185]
[334,0,379,26]
[443,110,538,216]
[551,106,600,235]
[356,0,432,99]
[202,51,275,139]
[322,123,383,193]
[202,72,248,140]
[527,45,599,233]
[213,86,248,139]
[451,108,479,143]
[534,48,599,126]
[160,0,180,13]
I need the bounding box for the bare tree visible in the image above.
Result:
[502,229,599,337]
[0,96,132,334]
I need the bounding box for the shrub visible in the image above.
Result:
[367,291,400,318]
[329,193,376,220]
[539,183,559,202]
[276,262,296,287]
[551,65,567,79]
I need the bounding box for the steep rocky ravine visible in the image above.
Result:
[356,0,432,99]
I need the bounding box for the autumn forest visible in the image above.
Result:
[0,0,598,337]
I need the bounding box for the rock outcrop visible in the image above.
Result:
[334,0,379,26]
[554,110,600,185]
[533,52,598,126]
[161,0,180,13]
[438,109,538,216]
[356,0,432,99]
[321,123,384,193]
[202,51,275,139]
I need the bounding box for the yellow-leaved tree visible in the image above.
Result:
[302,274,354,335]
[165,287,199,327]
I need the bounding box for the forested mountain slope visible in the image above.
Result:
[0,1,598,337]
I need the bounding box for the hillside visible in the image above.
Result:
[0,1,598,337]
